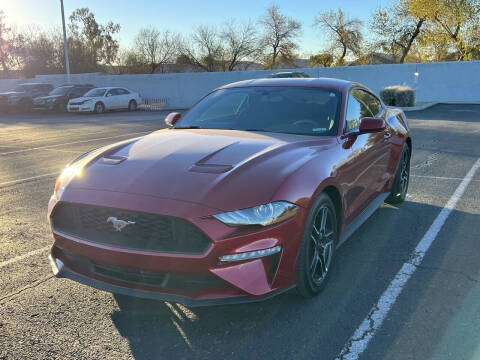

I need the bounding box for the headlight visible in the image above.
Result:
[47,98,56,103]
[213,201,298,227]
[79,99,91,105]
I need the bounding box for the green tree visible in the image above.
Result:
[370,0,425,63]
[0,11,11,72]
[408,0,480,60]
[68,8,120,69]
[310,53,334,67]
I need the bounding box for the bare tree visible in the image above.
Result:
[258,5,302,68]
[179,25,225,72]
[135,27,179,73]
[314,9,363,65]
[220,20,257,71]
[371,1,425,63]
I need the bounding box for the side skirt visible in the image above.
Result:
[337,192,390,248]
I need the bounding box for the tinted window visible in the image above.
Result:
[49,86,71,96]
[352,89,381,117]
[345,94,362,132]
[175,87,341,136]
[116,88,129,95]
[70,88,90,97]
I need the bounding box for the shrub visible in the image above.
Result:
[380,85,415,107]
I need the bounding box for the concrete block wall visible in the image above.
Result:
[0,61,478,109]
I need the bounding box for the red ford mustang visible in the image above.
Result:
[48,78,411,306]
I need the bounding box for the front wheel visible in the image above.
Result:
[94,102,105,114]
[386,143,411,204]
[296,193,337,298]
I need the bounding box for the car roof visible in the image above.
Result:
[19,83,52,86]
[218,78,358,93]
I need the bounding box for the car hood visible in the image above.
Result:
[68,129,337,211]
[36,95,63,101]
[69,96,96,103]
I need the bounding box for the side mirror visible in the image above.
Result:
[359,117,386,134]
[165,112,182,127]
[106,93,112,97]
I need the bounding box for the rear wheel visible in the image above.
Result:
[296,193,337,297]
[386,143,410,204]
[94,102,105,114]
[128,100,137,112]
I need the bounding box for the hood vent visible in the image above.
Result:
[189,164,233,174]
[99,155,128,165]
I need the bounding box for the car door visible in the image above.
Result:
[104,89,119,109]
[337,88,391,226]
[116,88,131,109]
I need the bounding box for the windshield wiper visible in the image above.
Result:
[242,128,269,132]
[174,126,202,129]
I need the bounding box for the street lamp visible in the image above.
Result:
[60,0,71,83]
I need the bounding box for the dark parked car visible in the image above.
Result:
[268,71,310,78]
[48,78,411,306]
[0,83,54,112]
[34,84,95,112]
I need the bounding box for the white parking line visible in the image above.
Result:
[0,131,149,156]
[0,172,58,188]
[336,157,480,360]
[0,246,50,269]
[412,174,480,181]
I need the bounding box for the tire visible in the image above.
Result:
[94,102,105,114]
[53,101,64,113]
[296,192,338,298]
[17,98,33,113]
[128,100,137,112]
[386,143,411,204]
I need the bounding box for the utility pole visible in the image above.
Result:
[60,0,71,83]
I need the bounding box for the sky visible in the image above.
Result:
[1,0,394,56]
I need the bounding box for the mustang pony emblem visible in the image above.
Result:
[106,216,135,232]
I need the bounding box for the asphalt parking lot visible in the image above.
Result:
[0,104,479,360]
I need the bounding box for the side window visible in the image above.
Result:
[106,89,117,96]
[345,94,362,132]
[352,89,381,117]
[117,88,129,95]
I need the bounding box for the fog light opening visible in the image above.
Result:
[219,245,282,263]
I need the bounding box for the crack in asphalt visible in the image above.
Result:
[337,303,380,360]
[0,275,53,304]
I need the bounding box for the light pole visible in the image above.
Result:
[60,0,71,83]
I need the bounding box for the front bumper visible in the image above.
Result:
[48,189,307,306]
[49,252,295,307]
[67,103,94,112]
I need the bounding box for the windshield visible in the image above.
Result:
[49,86,71,96]
[175,87,340,136]
[12,85,29,92]
[84,88,107,97]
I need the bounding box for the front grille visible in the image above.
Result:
[52,203,211,254]
[61,250,224,290]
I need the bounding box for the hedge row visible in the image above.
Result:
[380,86,415,107]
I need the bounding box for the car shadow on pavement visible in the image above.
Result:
[109,201,480,360]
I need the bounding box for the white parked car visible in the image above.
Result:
[67,87,142,113]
